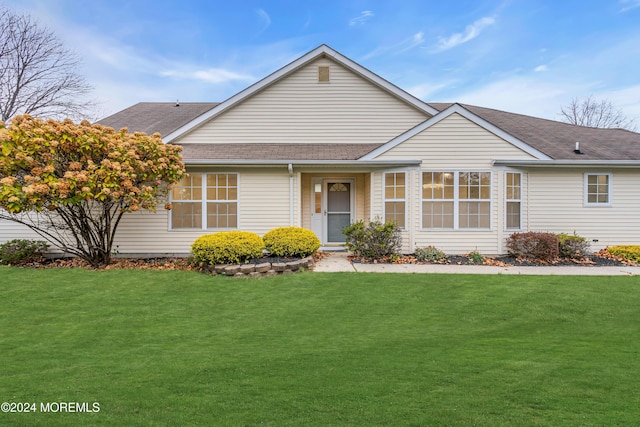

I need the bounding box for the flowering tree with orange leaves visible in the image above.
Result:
[0,115,185,267]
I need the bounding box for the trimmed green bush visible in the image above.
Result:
[557,232,590,258]
[191,231,265,265]
[343,218,401,260]
[414,246,446,262]
[0,239,49,265]
[607,245,640,263]
[263,226,320,257]
[506,232,559,261]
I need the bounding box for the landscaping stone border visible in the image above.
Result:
[201,256,315,277]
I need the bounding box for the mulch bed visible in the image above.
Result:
[350,249,636,267]
[9,253,325,271]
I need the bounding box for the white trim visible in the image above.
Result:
[504,171,522,230]
[183,159,421,167]
[360,104,552,161]
[164,45,437,143]
[382,171,407,229]
[494,160,640,167]
[584,172,612,207]
[419,170,493,231]
[169,172,240,231]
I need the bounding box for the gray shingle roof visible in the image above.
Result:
[180,143,382,161]
[98,102,219,137]
[429,103,640,160]
[98,101,640,162]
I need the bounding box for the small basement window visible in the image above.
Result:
[318,66,330,83]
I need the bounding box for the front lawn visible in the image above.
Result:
[1,268,639,426]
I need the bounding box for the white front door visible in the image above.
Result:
[310,178,354,245]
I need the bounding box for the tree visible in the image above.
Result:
[0,115,185,267]
[0,5,93,121]
[559,95,637,131]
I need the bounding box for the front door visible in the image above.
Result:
[311,178,354,245]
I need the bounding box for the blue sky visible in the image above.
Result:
[6,0,640,122]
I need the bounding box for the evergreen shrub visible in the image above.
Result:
[263,226,320,257]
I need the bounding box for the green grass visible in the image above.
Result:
[1,267,639,426]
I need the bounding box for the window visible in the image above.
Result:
[422,172,454,228]
[171,173,238,229]
[421,171,491,229]
[384,172,406,228]
[585,173,611,206]
[459,172,491,229]
[505,172,521,229]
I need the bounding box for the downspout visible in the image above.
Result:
[288,163,294,226]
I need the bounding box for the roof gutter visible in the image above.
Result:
[493,159,640,168]
[183,159,422,167]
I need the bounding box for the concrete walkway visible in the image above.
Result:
[313,252,640,275]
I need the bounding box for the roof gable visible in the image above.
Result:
[360,104,552,160]
[429,103,640,161]
[163,45,439,143]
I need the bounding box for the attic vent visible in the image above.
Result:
[318,66,330,83]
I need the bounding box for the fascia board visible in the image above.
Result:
[493,159,640,168]
[165,45,437,143]
[361,104,553,161]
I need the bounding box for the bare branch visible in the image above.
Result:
[559,95,638,132]
[0,5,94,121]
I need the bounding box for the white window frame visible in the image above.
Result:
[505,172,522,230]
[169,172,239,230]
[383,171,407,229]
[584,173,612,207]
[420,170,492,230]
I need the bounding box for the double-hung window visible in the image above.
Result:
[421,171,491,229]
[384,172,406,228]
[505,172,522,229]
[171,173,238,229]
[585,173,611,206]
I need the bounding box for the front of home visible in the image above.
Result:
[2,44,640,255]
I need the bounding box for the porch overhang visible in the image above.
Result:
[184,159,421,168]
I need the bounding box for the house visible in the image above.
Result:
[3,44,640,255]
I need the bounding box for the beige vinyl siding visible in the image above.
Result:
[0,218,43,244]
[377,113,538,166]
[178,57,428,145]
[373,114,537,254]
[111,168,293,255]
[527,169,640,250]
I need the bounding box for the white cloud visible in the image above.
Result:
[361,32,425,60]
[160,68,254,84]
[534,65,548,72]
[450,77,584,120]
[349,10,374,26]
[433,17,496,52]
[620,0,640,12]
[255,9,271,32]
[407,81,452,100]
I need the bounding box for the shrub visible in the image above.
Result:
[557,232,590,258]
[263,226,320,257]
[607,245,640,263]
[0,239,49,265]
[191,231,265,265]
[414,246,446,262]
[506,232,559,261]
[343,218,401,260]
[467,250,484,264]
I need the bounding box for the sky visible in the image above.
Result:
[5,0,640,123]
